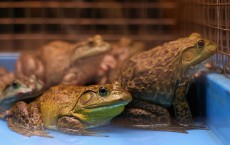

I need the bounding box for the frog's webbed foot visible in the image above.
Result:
[8,119,51,137]
[132,121,207,133]
[175,121,207,131]
[57,116,108,137]
[7,101,50,137]
[113,100,171,129]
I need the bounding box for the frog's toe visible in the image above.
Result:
[59,127,108,137]
[87,130,109,137]
[83,130,109,137]
[24,130,52,138]
[8,123,51,137]
[180,123,208,130]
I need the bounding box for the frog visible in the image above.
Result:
[0,76,44,112]
[116,33,216,132]
[0,68,15,96]
[98,37,145,84]
[0,66,44,111]
[15,35,111,88]
[1,81,132,137]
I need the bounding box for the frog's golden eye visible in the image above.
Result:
[98,87,109,97]
[197,40,205,48]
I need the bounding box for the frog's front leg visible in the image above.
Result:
[57,116,95,136]
[173,82,193,126]
[61,68,87,85]
[7,101,50,137]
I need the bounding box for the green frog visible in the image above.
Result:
[1,82,131,137]
[117,33,216,131]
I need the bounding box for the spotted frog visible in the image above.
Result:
[1,82,131,137]
[117,33,216,131]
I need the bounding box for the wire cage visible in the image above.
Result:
[0,0,229,73]
[178,0,230,76]
[0,1,230,144]
[0,0,177,52]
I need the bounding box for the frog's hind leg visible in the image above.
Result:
[113,99,203,133]
[113,100,171,129]
[7,101,51,137]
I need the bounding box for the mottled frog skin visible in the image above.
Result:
[118,33,216,131]
[98,37,145,84]
[2,82,131,137]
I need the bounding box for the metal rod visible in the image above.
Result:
[0,18,176,25]
[0,2,177,8]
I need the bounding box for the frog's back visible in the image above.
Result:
[120,39,186,106]
[37,85,84,128]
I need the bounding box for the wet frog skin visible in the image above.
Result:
[118,33,216,131]
[2,82,131,137]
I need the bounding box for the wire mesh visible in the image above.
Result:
[0,0,177,51]
[0,0,229,75]
[178,0,230,76]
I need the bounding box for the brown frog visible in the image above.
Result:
[0,66,45,113]
[15,35,111,88]
[1,82,132,137]
[116,33,216,132]
[98,37,145,84]
[0,76,44,112]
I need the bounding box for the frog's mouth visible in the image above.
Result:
[84,99,130,110]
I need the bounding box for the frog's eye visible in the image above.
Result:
[88,40,95,47]
[12,82,20,89]
[197,40,205,48]
[98,87,109,97]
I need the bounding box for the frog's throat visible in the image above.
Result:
[71,103,126,127]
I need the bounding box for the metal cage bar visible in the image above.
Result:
[0,0,177,51]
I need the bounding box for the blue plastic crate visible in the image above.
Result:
[0,53,229,145]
